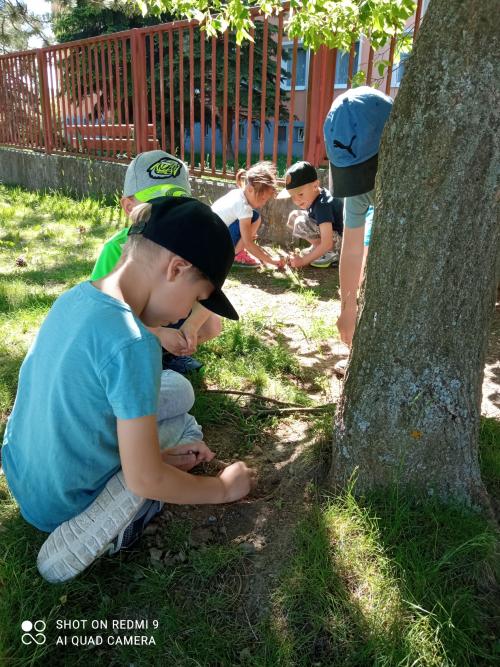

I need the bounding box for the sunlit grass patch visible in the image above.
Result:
[307,316,338,342]
[265,486,499,666]
[197,313,311,405]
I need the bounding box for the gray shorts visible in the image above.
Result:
[287,210,321,241]
[287,210,342,250]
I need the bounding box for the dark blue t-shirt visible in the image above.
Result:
[308,188,344,236]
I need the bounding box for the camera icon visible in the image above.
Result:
[21,620,47,645]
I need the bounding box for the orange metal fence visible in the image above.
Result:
[0,1,423,178]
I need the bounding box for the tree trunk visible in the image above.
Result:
[330,0,500,507]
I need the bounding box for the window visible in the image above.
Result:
[239,123,246,139]
[281,43,310,90]
[391,51,411,87]
[295,127,304,143]
[334,42,360,87]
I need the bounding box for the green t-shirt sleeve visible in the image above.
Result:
[90,227,130,281]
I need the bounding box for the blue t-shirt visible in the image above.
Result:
[1,282,161,532]
[307,188,344,236]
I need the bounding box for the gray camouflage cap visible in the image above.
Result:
[123,151,191,201]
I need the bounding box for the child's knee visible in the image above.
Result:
[201,315,221,342]
[286,210,304,229]
[158,370,195,419]
[158,413,203,449]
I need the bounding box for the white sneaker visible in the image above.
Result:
[310,250,339,268]
[37,472,146,583]
[333,358,348,377]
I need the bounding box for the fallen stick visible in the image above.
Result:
[201,389,305,408]
[241,404,335,416]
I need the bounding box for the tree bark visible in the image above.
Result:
[330,0,500,508]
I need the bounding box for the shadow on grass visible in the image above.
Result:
[229,264,340,303]
[0,349,28,439]
[259,487,500,667]
[0,259,95,290]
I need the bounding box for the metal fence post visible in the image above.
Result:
[304,45,336,166]
[37,49,53,154]
[130,28,148,154]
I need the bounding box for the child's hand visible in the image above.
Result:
[155,328,190,356]
[269,257,286,269]
[179,323,199,355]
[218,461,256,502]
[161,441,215,471]
[289,254,305,269]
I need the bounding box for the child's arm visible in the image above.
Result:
[179,302,212,353]
[239,217,283,267]
[337,225,365,346]
[117,415,254,504]
[161,441,215,471]
[149,326,191,356]
[289,222,333,268]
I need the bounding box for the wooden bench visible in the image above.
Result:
[64,123,159,155]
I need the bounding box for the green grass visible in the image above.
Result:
[197,313,309,400]
[0,184,499,666]
[0,185,124,437]
[479,418,500,500]
[263,486,500,666]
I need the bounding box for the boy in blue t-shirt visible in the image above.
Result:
[277,161,344,268]
[1,197,254,584]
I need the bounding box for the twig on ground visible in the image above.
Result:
[242,604,259,641]
[202,389,305,408]
[241,405,335,417]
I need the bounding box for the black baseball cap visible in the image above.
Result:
[128,197,238,320]
[276,161,318,199]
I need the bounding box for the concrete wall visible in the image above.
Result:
[0,147,328,247]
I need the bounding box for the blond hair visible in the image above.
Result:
[236,161,277,196]
[117,202,170,266]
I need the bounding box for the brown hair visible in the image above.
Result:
[236,161,277,196]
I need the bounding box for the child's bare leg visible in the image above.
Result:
[196,314,222,345]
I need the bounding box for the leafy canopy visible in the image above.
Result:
[0,1,50,53]
[127,0,416,50]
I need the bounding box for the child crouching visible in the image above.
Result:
[2,198,254,583]
[212,161,284,269]
[278,161,343,268]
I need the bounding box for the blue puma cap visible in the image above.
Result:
[324,86,393,197]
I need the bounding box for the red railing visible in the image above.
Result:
[0,1,424,177]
